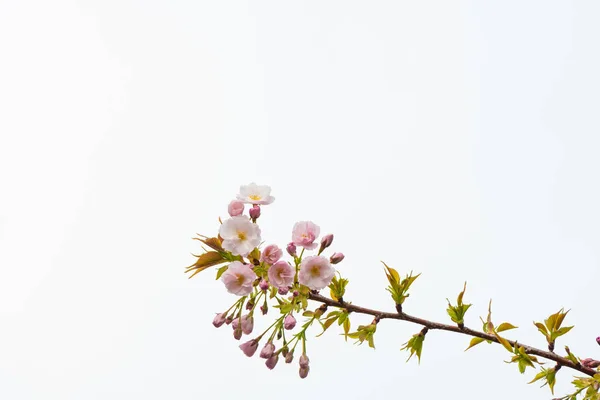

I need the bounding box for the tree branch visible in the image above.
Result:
[308,293,597,377]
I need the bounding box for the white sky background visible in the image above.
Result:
[0,1,599,399]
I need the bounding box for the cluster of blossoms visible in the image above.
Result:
[196,183,345,378]
[189,183,600,397]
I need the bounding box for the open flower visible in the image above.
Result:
[221,261,257,296]
[237,183,275,205]
[261,244,283,265]
[292,221,320,250]
[267,260,294,290]
[219,216,261,256]
[298,256,335,290]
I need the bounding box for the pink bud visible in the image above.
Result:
[330,252,345,264]
[249,205,261,220]
[260,304,268,315]
[293,290,299,297]
[265,354,279,370]
[233,326,242,340]
[285,351,294,364]
[260,342,275,359]
[286,242,297,257]
[284,314,297,330]
[239,339,259,357]
[299,365,310,379]
[259,279,270,291]
[212,313,226,328]
[596,337,600,346]
[228,200,245,217]
[225,316,233,325]
[241,315,254,335]
[299,354,309,369]
[581,358,600,368]
[320,234,334,251]
[278,286,289,295]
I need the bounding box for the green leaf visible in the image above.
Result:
[496,322,518,332]
[401,331,426,363]
[465,337,485,351]
[215,265,229,280]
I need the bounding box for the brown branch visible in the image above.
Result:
[308,293,597,377]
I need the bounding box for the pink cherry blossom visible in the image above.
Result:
[292,221,320,250]
[241,314,254,335]
[260,244,283,265]
[267,260,294,290]
[237,183,275,205]
[330,252,345,264]
[219,216,261,256]
[227,200,245,217]
[298,255,335,290]
[265,354,279,370]
[221,261,257,296]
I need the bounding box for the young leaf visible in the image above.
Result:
[465,337,485,351]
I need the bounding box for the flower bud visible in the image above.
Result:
[259,279,270,291]
[260,342,275,359]
[285,351,294,364]
[293,290,299,297]
[241,315,254,335]
[299,354,309,369]
[286,242,297,257]
[212,313,227,328]
[299,365,310,379]
[225,316,234,325]
[233,326,242,340]
[284,314,297,330]
[596,337,600,346]
[227,200,245,217]
[260,304,268,315]
[278,286,289,295]
[265,354,279,370]
[581,358,600,369]
[239,339,259,357]
[249,205,261,220]
[245,300,254,310]
[319,234,334,253]
[330,252,345,264]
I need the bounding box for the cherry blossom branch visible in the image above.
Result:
[307,292,598,377]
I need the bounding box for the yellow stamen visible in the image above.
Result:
[237,231,247,241]
[249,194,262,201]
[236,274,245,285]
[310,265,321,277]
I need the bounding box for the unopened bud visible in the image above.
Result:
[239,339,258,357]
[228,200,245,217]
[286,242,297,257]
[299,354,309,369]
[265,354,279,370]
[285,351,294,363]
[233,326,242,340]
[319,234,334,253]
[225,316,234,325]
[212,313,227,328]
[293,290,299,297]
[260,342,275,359]
[596,337,600,346]
[299,365,310,379]
[284,314,297,330]
[245,300,254,310]
[249,205,261,220]
[260,304,268,315]
[581,358,600,369]
[241,315,254,335]
[278,286,289,295]
[330,252,345,264]
[259,279,270,291]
